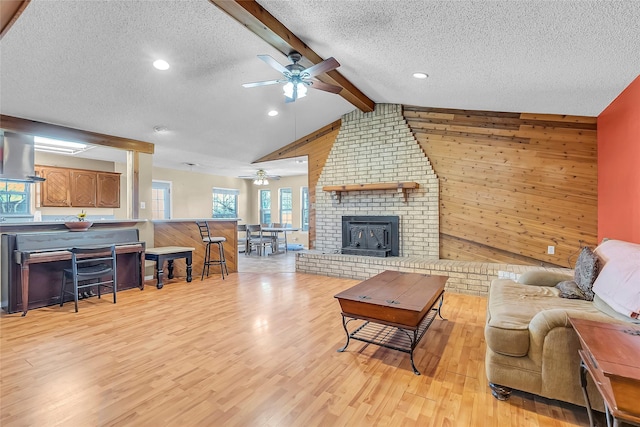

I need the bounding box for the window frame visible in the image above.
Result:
[279,187,292,226]
[212,187,239,219]
[0,180,32,218]
[259,189,271,225]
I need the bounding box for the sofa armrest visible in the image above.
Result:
[528,308,619,365]
[517,271,573,287]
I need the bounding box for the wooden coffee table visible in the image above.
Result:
[334,270,448,375]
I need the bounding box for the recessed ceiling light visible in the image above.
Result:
[153,126,169,133]
[412,72,429,79]
[268,110,278,117]
[153,59,170,71]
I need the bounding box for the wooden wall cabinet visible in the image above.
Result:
[36,166,120,208]
[97,172,120,208]
[70,170,97,207]
[37,167,71,207]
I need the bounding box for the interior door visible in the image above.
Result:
[152,181,171,219]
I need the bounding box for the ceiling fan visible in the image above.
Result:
[242,51,342,102]
[239,169,281,185]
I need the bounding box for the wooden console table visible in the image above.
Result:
[334,270,448,375]
[569,317,640,427]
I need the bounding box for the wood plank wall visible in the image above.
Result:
[404,106,598,267]
[258,106,598,266]
[153,220,238,279]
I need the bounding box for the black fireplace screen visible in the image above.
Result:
[341,216,399,257]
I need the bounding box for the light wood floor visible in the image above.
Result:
[1,271,594,426]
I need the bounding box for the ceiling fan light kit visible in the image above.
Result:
[242,51,342,102]
[239,169,280,185]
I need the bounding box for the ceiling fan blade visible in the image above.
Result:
[257,54,288,74]
[309,79,342,94]
[303,57,340,78]
[242,79,283,88]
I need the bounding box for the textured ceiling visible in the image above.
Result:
[1,1,639,178]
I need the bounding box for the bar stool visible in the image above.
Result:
[59,245,117,312]
[196,221,228,280]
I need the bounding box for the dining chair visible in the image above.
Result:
[237,224,248,255]
[269,222,289,254]
[59,245,117,313]
[247,224,272,256]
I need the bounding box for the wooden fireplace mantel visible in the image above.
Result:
[322,182,420,203]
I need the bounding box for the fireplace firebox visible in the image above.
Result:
[341,216,399,257]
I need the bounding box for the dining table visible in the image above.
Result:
[261,226,299,255]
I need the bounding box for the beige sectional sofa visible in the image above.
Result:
[484,240,640,407]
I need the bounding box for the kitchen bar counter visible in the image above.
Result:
[152,219,238,278]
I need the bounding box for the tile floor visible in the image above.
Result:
[237,248,297,273]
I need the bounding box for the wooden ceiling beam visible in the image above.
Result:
[1,0,30,40]
[0,115,154,154]
[210,0,375,113]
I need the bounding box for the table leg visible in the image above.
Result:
[139,251,145,290]
[156,259,164,289]
[337,315,351,352]
[186,253,193,283]
[437,294,446,320]
[579,360,596,427]
[21,264,30,316]
[167,260,175,279]
[409,329,421,375]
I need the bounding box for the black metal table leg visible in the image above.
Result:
[337,315,351,352]
[409,329,421,375]
[436,294,446,320]
[580,360,596,427]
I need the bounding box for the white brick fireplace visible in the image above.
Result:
[313,104,439,258]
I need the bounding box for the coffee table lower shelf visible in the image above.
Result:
[337,293,445,375]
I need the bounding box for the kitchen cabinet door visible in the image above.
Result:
[38,167,71,207]
[70,170,97,207]
[97,172,120,208]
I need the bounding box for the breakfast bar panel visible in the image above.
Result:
[152,219,238,278]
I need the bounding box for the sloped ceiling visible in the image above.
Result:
[1,0,638,177]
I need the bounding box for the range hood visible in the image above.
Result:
[0,132,45,182]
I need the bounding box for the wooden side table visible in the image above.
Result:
[569,317,640,427]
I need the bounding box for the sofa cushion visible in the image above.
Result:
[574,246,599,301]
[486,279,598,357]
[517,271,573,287]
[592,240,640,320]
[555,280,587,299]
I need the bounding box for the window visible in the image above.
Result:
[279,188,292,226]
[259,189,271,225]
[0,181,31,216]
[212,188,239,218]
[151,181,171,220]
[301,187,309,231]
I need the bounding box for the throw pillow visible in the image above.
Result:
[556,280,588,300]
[573,246,599,301]
[592,240,640,320]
